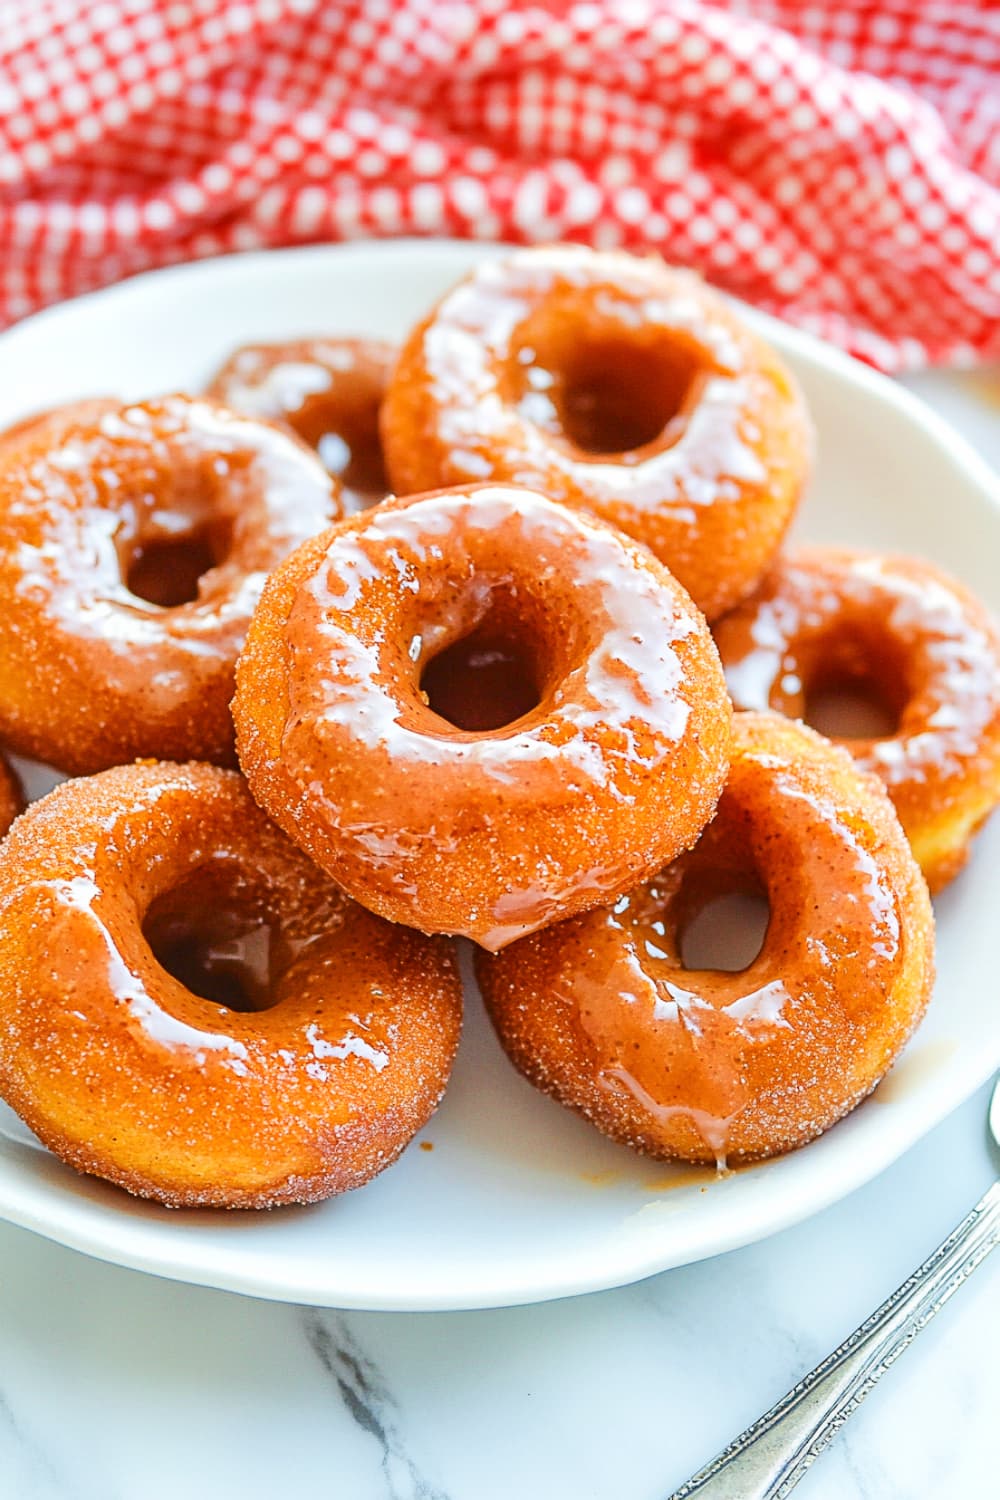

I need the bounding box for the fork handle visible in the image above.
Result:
[669,1179,1000,1500]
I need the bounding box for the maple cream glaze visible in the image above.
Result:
[0,763,462,1209]
[477,714,934,1166]
[381,246,811,620]
[714,549,1000,890]
[233,484,732,949]
[207,337,395,512]
[0,395,340,773]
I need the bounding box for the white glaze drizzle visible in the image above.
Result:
[304,1020,389,1075]
[218,358,335,417]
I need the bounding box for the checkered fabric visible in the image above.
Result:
[1,0,997,370]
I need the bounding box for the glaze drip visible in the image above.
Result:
[564,722,905,1165]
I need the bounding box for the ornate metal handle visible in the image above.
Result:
[669,1180,1000,1500]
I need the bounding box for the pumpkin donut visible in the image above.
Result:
[0,762,462,1208]
[0,395,340,773]
[714,548,1000,890]
[381,246,811,619]
[207,337,394,511]
[234,484,732,949]
[477,713,934,1167]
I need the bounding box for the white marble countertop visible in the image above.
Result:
[0,369,997,1500]
[0,1083,995,1500]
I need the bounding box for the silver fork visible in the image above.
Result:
[669,1077,1000,1500]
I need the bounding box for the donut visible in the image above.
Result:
[0,395,340,773]
[0,762,462,1208]
[714,548,1000,890]
[381,246,811,620]
[207,338,394,511]
[477,713,934,1167]
[233,484,732,949]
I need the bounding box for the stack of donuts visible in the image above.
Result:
[0,246,997,1211]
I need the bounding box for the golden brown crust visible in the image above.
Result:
[381,246,811,620]
[0,762,462,1208]
[234,483,732,948]
[714,547,1000,890]
[207,337,395,511]
[477,712,934,1165]
[0,396,340,774]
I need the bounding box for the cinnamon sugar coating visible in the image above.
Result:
[0,395,340,773]
[207,337,395,511]
[714,548,1000,890]
[381,246,811,620]
[0,762,462,1208]
[233,484,732,949]
[477,713,934,1166]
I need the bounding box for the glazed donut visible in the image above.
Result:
[478,713,934,1167]
[714,548,1000,890]
[234,484,732,949]
[381,246,811,620]
[0,762,462,1208]
[0,395,339,773]
[207,338,394,511]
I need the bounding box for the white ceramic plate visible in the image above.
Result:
[0,242,997,1311]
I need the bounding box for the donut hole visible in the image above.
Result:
[801,632,907,742]
[317,423,389,504]
[557,340,699,454]
[143,865,283,1013]
[125,523,232,608]
[421,619,543,732]
[623,856,771,975]
[224,344,391,506]
[680,888,771,973]
[279,387,387,500]
[511,326,701,455]
[284,389,388,505]
[805,677,899,740]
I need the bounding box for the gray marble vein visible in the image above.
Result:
[302,1310,451,1500]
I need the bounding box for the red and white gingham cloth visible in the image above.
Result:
[1,0,997,371]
